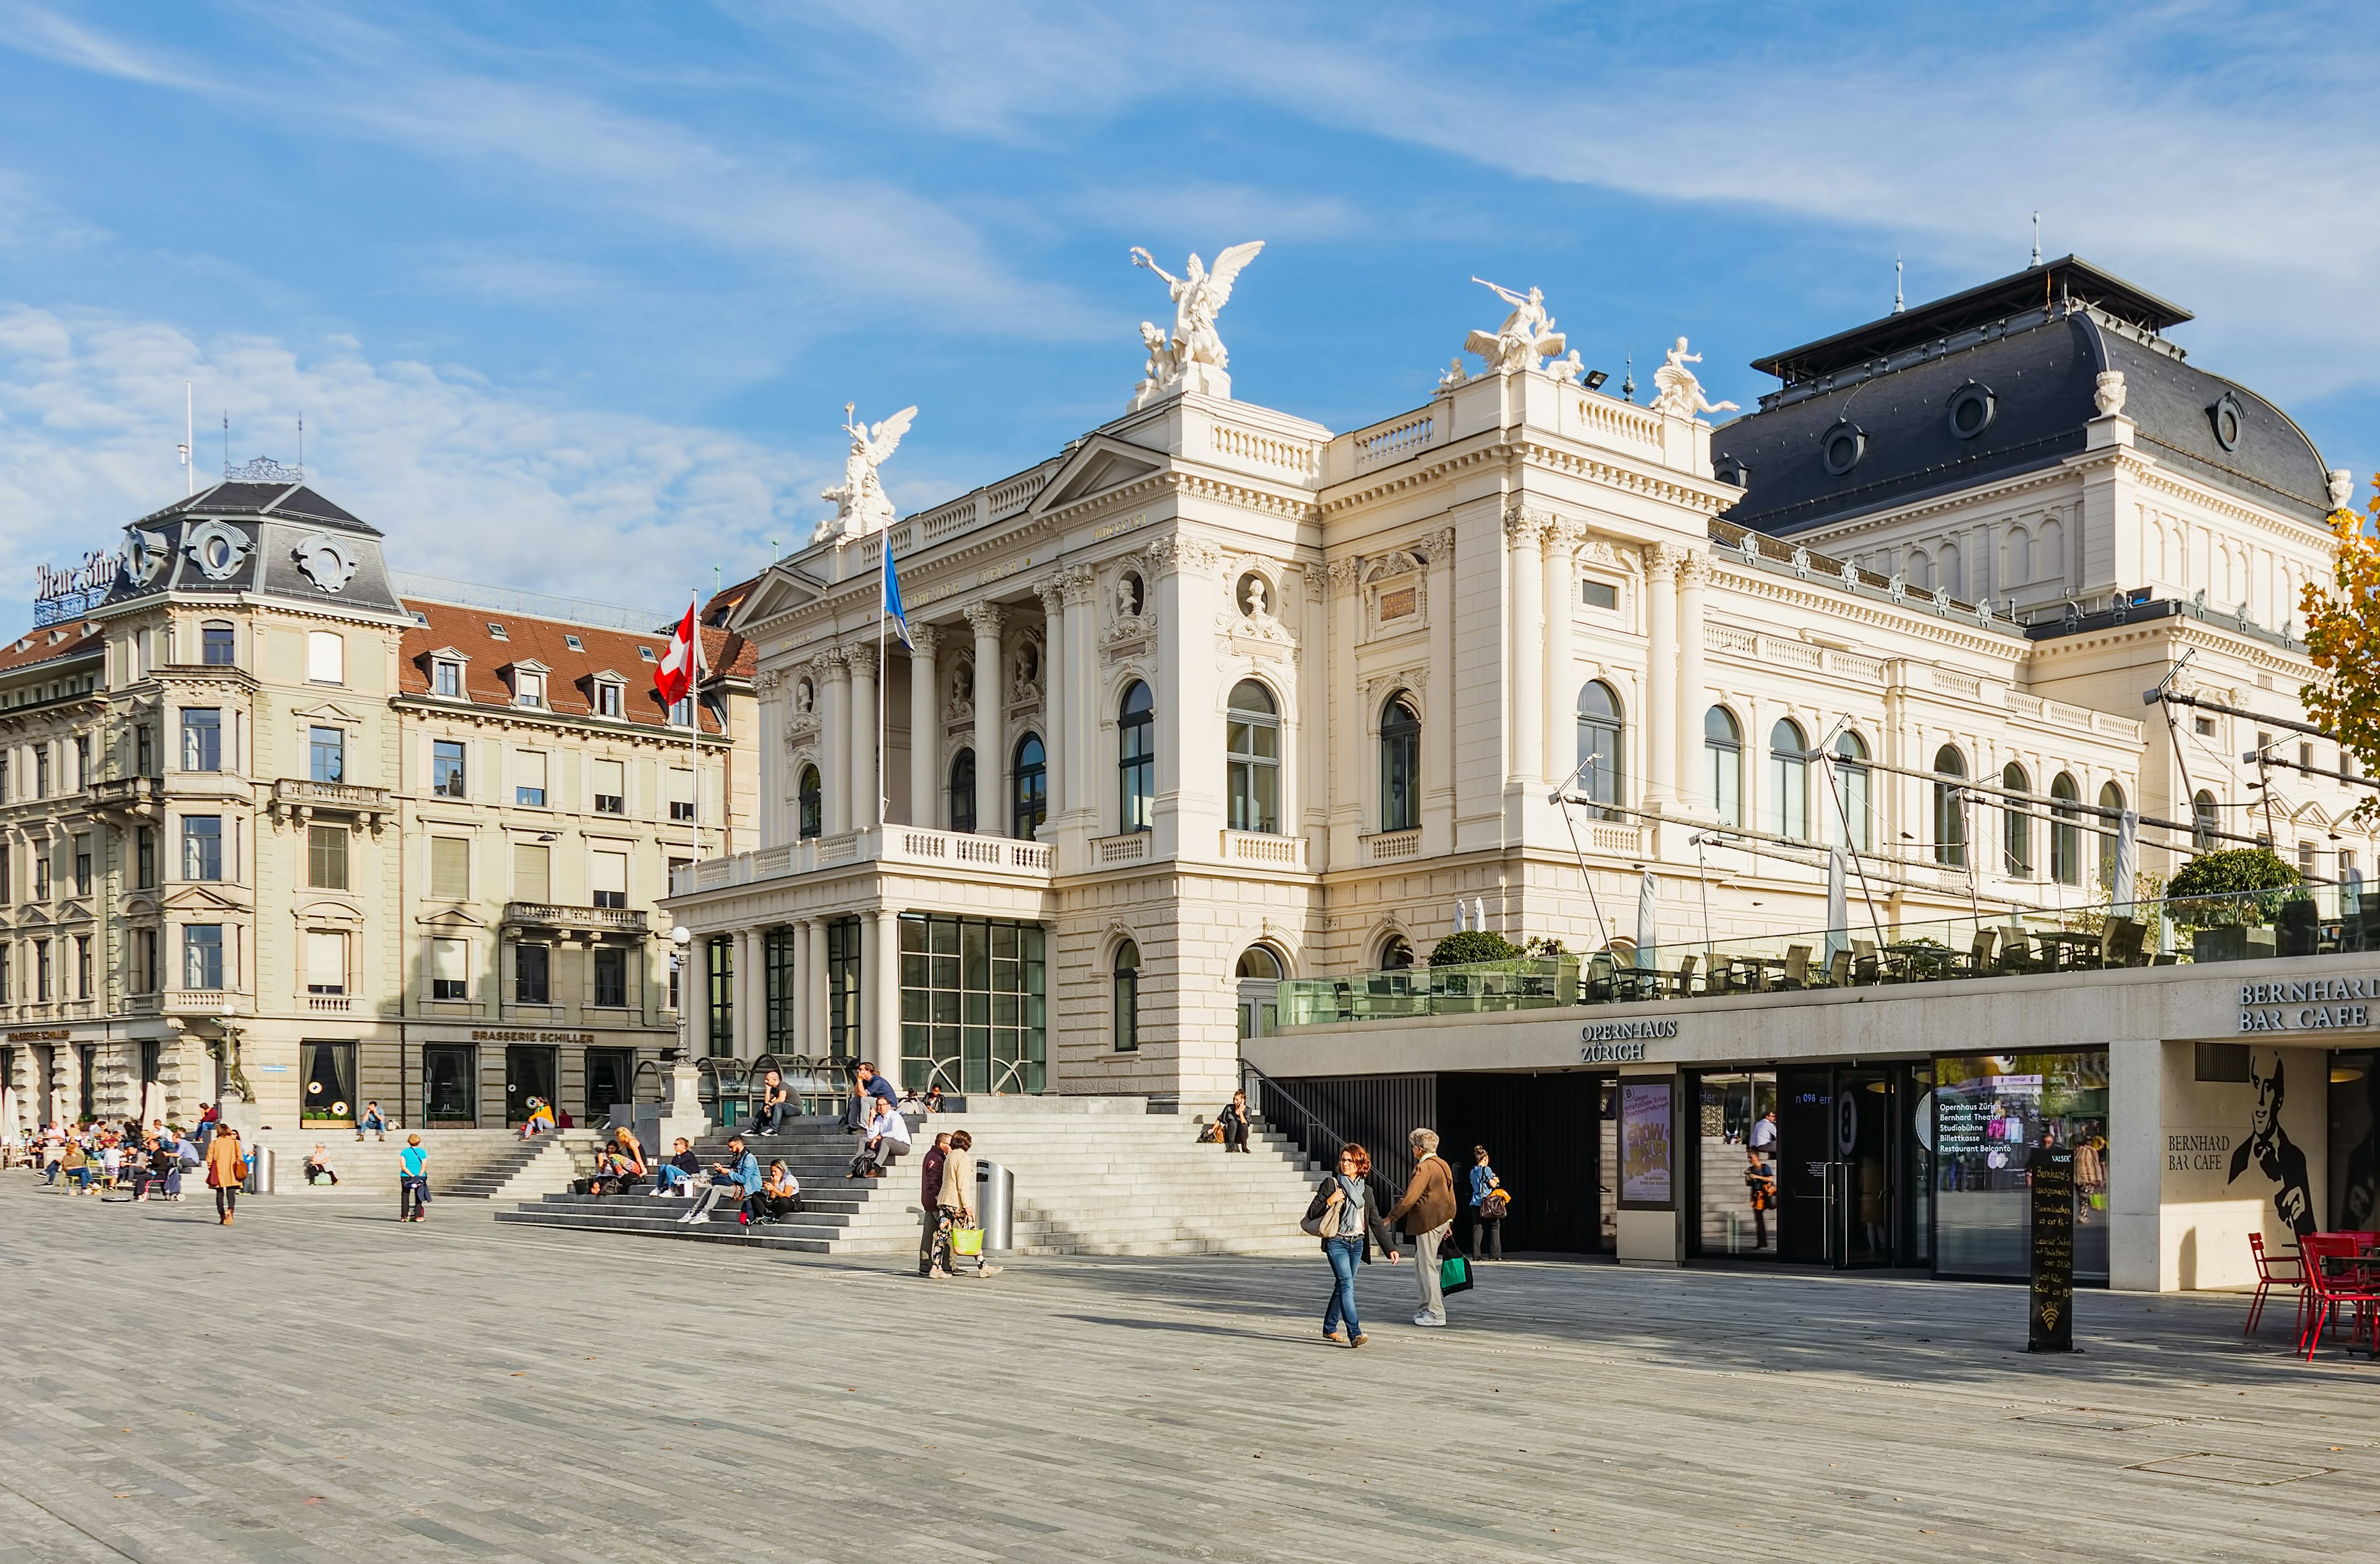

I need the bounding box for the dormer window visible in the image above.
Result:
[516,671,545,708]
[595,680,623,718]
[434,660,462,698]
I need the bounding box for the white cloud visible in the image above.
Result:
[0,305,826,622]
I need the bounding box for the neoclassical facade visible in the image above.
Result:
[664,254,2366,1110]
[0,474,756,1134]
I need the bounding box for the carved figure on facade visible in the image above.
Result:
[2094,370,2128,419]
[1437,357,1469,391]
[1010,637,1044,709]
[814,402,918,547]
[2330,469,2356,510]
[946,658,976,724]
[1650,338,1737,420]
[1221,567,1294,652]
[1129,241,1264,405]
[1465,278,1566,374]
[1144,534,1222,579]
[1547,350,1587,387]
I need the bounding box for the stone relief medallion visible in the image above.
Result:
[291,531,359,593]
[126,528,170,586]
[182,520,252,581]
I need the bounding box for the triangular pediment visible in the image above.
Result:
[732,565,827,635]
[291,700,363,723]
[1038,440,1166,511]
[418,906,488,929]
[162,885,245,913]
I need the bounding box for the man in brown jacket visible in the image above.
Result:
[1387,1127,1457,1325]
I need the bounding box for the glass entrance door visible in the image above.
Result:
[585,1048,636,1124]
[504,1045,558,1127]
[301,1042,358,1126]
[1692,1071,1781,1258]
[423,1045,476,1125]
[1834,1070,1895,1268]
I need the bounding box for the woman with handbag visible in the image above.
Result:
[930,1130,1001,1279]
[1302,1142,1398,1347]
[204,1126,248,1224]
[1468,1146,1508,1261]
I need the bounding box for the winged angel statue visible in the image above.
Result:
[814,402,918,547]
[1650,337,1738,420]
[1130,241,1264,406]
[1463,278,1566,374]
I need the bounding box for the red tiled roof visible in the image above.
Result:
[397,599,750,735]
[0,621,104,677]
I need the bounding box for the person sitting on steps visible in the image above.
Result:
[754,1071,791,1135]
[302,1144,340,1186]
[654,1138,700,1196]
[747,1160,803,1225]
[680,1136,759,1226]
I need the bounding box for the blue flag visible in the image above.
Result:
[881,537,912,650]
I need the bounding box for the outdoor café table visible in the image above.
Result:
[2034,930,2105,969]
[1886,943,1955,980]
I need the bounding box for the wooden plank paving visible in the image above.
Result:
[0,1179,2369,1561]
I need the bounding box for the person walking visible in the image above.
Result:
[1387,1128,1457,1327]
[1304,1142,1398,1347]
[1467,1145,1507,1261]
[930,1129,999,1278]
[917,1132,953,1278]
[399,1134,431,1221]
[1217,1090,1253,1154]
[205,1126,248,1225]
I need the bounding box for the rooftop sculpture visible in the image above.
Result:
[815,401,918,547]
[1130,241,1264,407]
[1463,278,1566,374]
[1649,337,1739,420]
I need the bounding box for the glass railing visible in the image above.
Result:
[1277,885,2373,1027]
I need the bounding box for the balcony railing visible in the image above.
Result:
[162,989,238,1016]
[504,902,650,935]
[1279,886,2375,1027]
[271,777,395,827]
[674,824,1056,895]
[87,776,164,818]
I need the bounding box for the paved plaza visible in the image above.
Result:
[1,1182,2373,1562]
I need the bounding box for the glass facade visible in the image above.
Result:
[898,913,1046,1095]
[423,1045,475,1124]
[826,916,863,1061]
[764,927,798,1052]
[706,937,734,1056]
[1934,1051,2109,1283]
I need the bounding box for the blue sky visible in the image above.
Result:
[2,1,2374,613]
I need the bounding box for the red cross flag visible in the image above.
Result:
[654,598,705,707]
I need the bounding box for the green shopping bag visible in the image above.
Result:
[1439,1252,1474,1295]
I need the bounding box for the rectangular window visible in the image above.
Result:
[309,725,345,784]
[181,709,221,772]
[182,816,223,881]
[515,942,551,1005]
[591,850,628,910]
[432,739,467,798]
[2300,841,2317,877]
[430,836,470,900]
[516,749,548,807]
[707,936,734,1057]
[668,768,693,824]
[593,946,627,1008]
[897,913,1047,1095]
[35,939,51,1000]
[35,744,50,797]
[74,935,90,999]
[133,927,158,994]
[1581,578,1620,610]
[423,1043,476,1124]
[1934,1051,2109,1284]
[592,758,625,815]
[308,824,350,889]
[516,671,544,708]
[765,928,797,1051]
[72,834,90,896]
[434,661,463,698]
[34,855,51,900]
[307,630,345,684]
[669,800,696,823]
[513,842,551,904]
[74,736,90,790]
[135,724,155,776]
[183,924,224,990]
[305,930,346,994]
[0,844,8,901]
[431,937,468,1001]
[202,623,236,665]
[596,682,622,718]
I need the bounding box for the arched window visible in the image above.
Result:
[798,765,822,840]
[2002,762,2032,875]
[1908,548,1931,590]
[1939,541,1962,599]
[1577,681,1623,821]
[1012,735,1047,839]
[2050,772,2081,885]
[1831,731,1872,851]
[1704,706,1742,826]
[200,621,236,666]
[2192,789,2219,851]
[2100,780,2129,887]
[1118,681,1153,833]
[948,748,977,834]
[1769,718,1809,840]
[1235,943,1285,1041]
[1379,694,1421,833]
[1225,679,1280,834]
[1933,744,1967,867]
[1111,939,1140,1053]
[1378,933,1415,970]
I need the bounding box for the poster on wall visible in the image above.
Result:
[1619,1079,1673,1207]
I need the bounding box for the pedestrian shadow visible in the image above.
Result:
[1058,1312,1298,1346]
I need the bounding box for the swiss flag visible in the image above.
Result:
[655,598,703,706]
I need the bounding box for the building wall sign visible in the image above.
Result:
[33,549,124,624]
[2239,979,2378,1033]
[7,1028,69,1043]
[471,1029,596,1045]
[1580,1018,1676,1064]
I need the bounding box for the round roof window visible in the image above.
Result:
[1946,382,1996,440]
[2209,391,2246,452]
[1820,421,1866,477]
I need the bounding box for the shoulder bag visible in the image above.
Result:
[1478,1188,1511,1221]
[951,1224,985,1257]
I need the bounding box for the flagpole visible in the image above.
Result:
[877,548,889,831]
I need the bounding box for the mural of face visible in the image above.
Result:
[2231,1050,2315,1239]
[2251,1056,2282,1141]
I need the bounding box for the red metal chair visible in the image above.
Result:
[2246,1232,2306,1337]
[2298,1234,2380,1361]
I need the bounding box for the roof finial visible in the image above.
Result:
[1892,255,1905,315]
[2030,211,2042,268]
[1621,356,1635,402]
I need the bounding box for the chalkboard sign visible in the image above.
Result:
[2029,1146,2076,1353]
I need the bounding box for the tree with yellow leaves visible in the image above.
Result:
[2301,474,2380,820]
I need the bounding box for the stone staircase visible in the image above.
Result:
[249,1128,598,1201]
[495,1097,1326,1258]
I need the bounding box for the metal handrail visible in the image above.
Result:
[1236,1057,1346,1174]
[630,1058,668,1105]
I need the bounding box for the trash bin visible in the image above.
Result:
[242,1145,275,1195]
[974,1159,1014,1254]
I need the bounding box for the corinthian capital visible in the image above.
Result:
[845,641,879,678]
[1677,549,1713,587]
[1326,556,1363,593]
[964,601,1006,637]
[1643,542,1686,583]
[907,622,942,658]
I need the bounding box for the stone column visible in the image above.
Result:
[1061,568,1099,831]
[966,603,1005,834]
[1424,529,1456,849]
[847,642,878,833]
[1677,552,1709,811]
[1542,521,1579,788]
[1035,581,1069,822]
[1643,546,1680,806]
[806,917,831,1059]
[1301,563,1329,862]
[755,669,785,843]
[1328,557,1363,845]
[787,917,809,1056]
[907,625,940,828]
[821,650,852,837]
[872,906,902,1079]
[1505,507,1545,789]
[737,928,762,1056]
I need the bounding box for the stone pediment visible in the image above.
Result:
[732,566,826,633]
[291,700,363,724]
[296,897,365,926]
[417,906,488,929]
[162,885,247,914]
[1038,440,1165,513]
